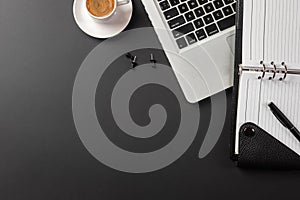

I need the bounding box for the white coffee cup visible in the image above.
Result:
[86,0,130,21]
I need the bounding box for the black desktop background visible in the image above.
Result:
[0,0,300,200]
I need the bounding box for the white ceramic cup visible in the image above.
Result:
[86,0,130,21]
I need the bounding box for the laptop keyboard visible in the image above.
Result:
[157,0,236,49]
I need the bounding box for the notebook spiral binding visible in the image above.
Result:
[239,61,300,81]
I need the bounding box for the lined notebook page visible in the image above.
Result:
[235,72,300,155]
[242,0,300,68]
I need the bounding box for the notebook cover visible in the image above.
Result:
[230,0,300,169]
[230,0,243,161]
[238,123,300,169]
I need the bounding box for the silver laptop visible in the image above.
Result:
[141,0,236,103]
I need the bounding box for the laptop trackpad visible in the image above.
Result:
[201,34,235,87]
[226,34,235,54]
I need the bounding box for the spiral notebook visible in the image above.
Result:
[232,0,300,168]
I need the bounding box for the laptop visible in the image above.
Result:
[141,0,236,103]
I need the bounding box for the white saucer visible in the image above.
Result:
[73,0,133,39]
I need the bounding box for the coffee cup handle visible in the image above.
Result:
[117,0,130,6]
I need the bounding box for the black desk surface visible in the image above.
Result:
[1,0,300,199]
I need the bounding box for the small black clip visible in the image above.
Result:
[131,56,137,69]
[125,52,134,60]
[125,53,137,69]
[150,53,156,67]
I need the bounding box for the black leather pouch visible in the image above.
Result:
[238,123,300,169]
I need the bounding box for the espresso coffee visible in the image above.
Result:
[86,0,115,17]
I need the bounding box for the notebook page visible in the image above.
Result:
[235,73,300,155]
[258,77,300,155]
[242,0,300,68]
[235,71,261,153]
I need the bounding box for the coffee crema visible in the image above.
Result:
[86,0,115,17]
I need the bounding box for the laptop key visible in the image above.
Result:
[168,16,186,29]
[213,0,224,9]
[172,23,195,38]
[194,18,204,29]
[194,7,205,17]
[159,1,170,11]
[178,3,189,13]
[203,14,214,25]
[232,2,237,12]
[185,11,195,21]
[187,0,198,9]
[222,6,233,16]
[164,7,179,20]
[176,37,188,49]
[217,15,235,31]
[198,0,208,5]
[213,10,224,20]
[186,33,198,45]
[205,23,219,36]
[169,0,180,6]
[224,0,234,5]
[195,29,207,41]
[204,2,214,13]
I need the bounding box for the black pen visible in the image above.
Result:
[268,102,300,142]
